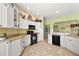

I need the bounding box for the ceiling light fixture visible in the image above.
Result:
[27,6,30,9]
[56,10,59,14]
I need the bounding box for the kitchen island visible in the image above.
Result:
[48,32,79,55]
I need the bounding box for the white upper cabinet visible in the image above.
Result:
[0,7,2,26]
[19,18,27,29]
[0,3,14,28]
[3,7,14,27]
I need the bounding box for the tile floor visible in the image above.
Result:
[21,40,77,56]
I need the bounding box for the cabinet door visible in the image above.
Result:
[0,7,2,26]
[11,40,21,56]
[60,36,64,47]
[20,39,24,52]
[69,38,79,55]
[25,20,28,29]
[64,37,69,48]
[48,34,52,45]
[1,7,14,27]
[61,36,70,48]
[73,39,79,55]
[7,7,14,27]
[23,35,31,47]
[1,7,5,27]
[36,22,43,41]
[26,35,31,46]
[0,41,9,56]
[19,19,26,29]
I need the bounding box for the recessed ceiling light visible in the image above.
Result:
[56,10,59,14]
[27,6,30,9]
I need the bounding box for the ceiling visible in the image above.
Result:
[16,3,79,20]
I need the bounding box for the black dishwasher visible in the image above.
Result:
[52,35,60,46]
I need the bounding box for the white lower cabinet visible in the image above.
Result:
[0,41,9,56]
[0,35,31,56]
[61,36,69,48]
[10,39,22,56]
[61,36,79,55]
[23,35,31,47]
[20,39,24,52]
[68,38,79,55]
[48,34,52,45]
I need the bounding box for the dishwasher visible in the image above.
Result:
[52,35,60,46]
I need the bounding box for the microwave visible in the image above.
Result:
[29,25,35,30]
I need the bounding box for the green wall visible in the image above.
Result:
[46,13,79,33]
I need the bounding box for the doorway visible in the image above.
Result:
[44,24,50,41]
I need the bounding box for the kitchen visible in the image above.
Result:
[0,3,44,56]
[0,3,79,56]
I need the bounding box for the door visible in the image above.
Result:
[44,25,50,40]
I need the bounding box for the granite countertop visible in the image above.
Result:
[0,33,31,43]
[48,32,79,39]
[7,35,26,41]
[0,34,28,42]
[6,34,28,41]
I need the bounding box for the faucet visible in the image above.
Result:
[3,33,7,38]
